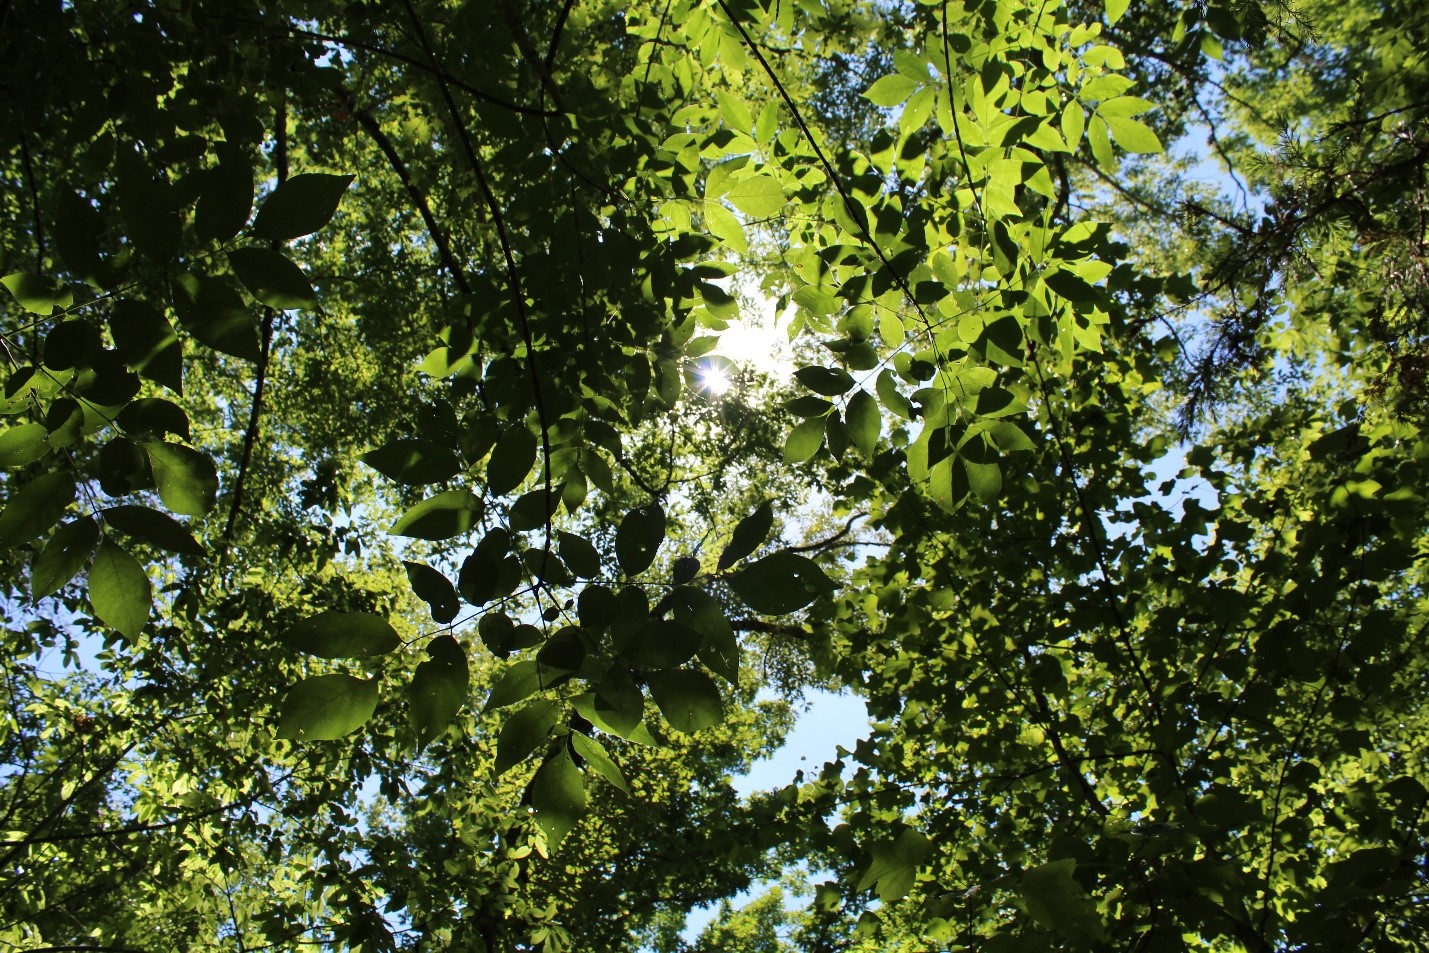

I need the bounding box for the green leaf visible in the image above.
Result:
[250,173,354,242]
[963,458,1002,502]
[616,502,665,576]
[0,472,76,548]
[495,699,560,775]
[718,501,774,570]
[283,611,400,658]
[88,540,151,638]
[877,369,915,421]
[404,561,460,624]
[143,441,219,517]
[846,390,879,457]
[676,587,740,684]
[705,202,747,255]
[558,531,602,579]
[31,517,99,600]
[863,73,920,107]
[620,620,704,669]
[1104,0,1130,24]
[2,273,72,316]
[856,829,933,902]
[486,425,538,496]
[647,669,724,733]
[531,745,585,850]
[227,247,318,310]
[100,505,203,557]
[485,659,543,711]
[724,174,785,218]
[389,489,483,540]
[362,439,460,485]
[783,417,825,463]
[115,150,180,261]
[120,398,191,441]
[0,424,51,468]
[276,674,380,742]
[786,395,834,417]
[52,192,117,288]
[730,552,834,614]
[590,666,646,738]
[195,144,255,244]
[110,299,182,393]
[1019,859,1107,942]
[410,635,468,750]
[716,90,753,133]
[571,731,629,793]
[795,365,855,395]
[1103,114,1163,153]
[170,275,261,362]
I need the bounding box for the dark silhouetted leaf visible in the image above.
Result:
[730,552,834,614]
[228,247,317,310]
[101,505,203,557]
[251,173,354,241]
[363,439,460,485]
[616,502,665,576]
[32,517,99,600]
[283,611,400,658]
[411,635,468,750]
[647,669,723,733]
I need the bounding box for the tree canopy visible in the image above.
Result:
[1,0,1426,950]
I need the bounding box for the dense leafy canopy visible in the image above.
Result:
[1,0,1426,950]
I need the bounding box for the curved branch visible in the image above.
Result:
[401,0,556,552]
[353,106,473,294]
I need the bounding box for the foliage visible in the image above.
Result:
[0,0,1425,950]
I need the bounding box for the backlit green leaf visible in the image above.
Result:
[783,417,825,463]
[88,540,151,638]
[2,273,72,315]
[277,674,379,741]
[724,174,785,218]
[143,441,219,517]
[390,489,482,540]
[571,731,629,793]
[0,424,51,468]
[531,745,585,850]
[864,73,920,107]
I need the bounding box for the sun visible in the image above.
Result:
[697,361,734,395]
